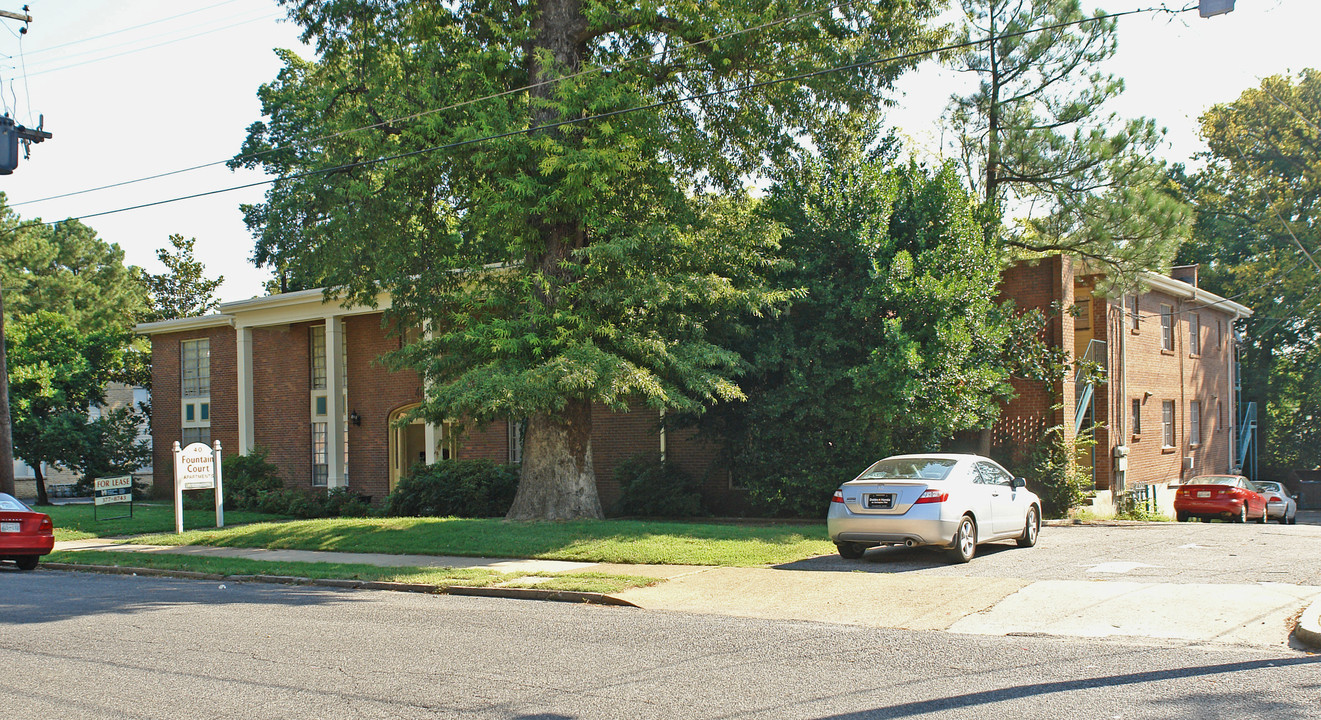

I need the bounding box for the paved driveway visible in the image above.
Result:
[779,517,1321,586]
[617,519,1321,649]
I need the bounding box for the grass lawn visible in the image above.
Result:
[42,503,290,542]
[128,516,835,567]
[45,550,658,594]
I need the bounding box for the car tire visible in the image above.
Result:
[1176,511,1189,522]
[1278,514,1288,525]
[1257,508,1267,524]
[1016,506,1039,548]
[836,542,866,560]
[1288,514,1297,525]
[1235,504,1247,523]
[14,556,39,571]
[949,516,976,564]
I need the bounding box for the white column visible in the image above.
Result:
[236,325,255,455]
[325,317,346,488]
[421,321,438,464]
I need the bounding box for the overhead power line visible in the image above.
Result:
[41,4,1185,227]
[12,0,863,208]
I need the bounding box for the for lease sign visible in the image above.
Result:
[93,475,133,505]
[177,442,216,490]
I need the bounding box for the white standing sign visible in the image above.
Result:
[172,440,224,533]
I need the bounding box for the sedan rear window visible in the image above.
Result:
[1195,476,1240,486]
[859,458,958,481]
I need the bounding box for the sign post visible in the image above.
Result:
[93,475,134,520]
[172,440,224,534]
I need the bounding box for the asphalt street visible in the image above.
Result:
[3,571,1320,720]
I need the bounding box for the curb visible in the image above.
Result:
[1294,598,1321,652]
[39,563,637,608]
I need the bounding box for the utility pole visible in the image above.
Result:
[0,6,44,495]
[0,280,13,496]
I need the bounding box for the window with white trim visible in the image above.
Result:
[1162,400,1175,448]
[508,419,526,464]
[1160,305,1175,351]
[1127,295,1140,331]
[1189,401,1201,447]
[1188,312,1201,356]
[311,422,328,487]
[181,339,210,446]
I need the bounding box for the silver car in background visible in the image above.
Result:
[1255,481,1298,524]
[827,454,1042,563]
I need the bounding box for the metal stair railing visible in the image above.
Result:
[1073,339,1107,435]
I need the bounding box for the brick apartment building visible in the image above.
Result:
[136,288,722,511]
[993,258,1253,515]
[137,260,1251,516]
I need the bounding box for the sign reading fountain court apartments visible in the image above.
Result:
[172,441,224,534]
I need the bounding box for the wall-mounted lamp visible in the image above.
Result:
[350,410,361,426]
[1142,391,1153,402]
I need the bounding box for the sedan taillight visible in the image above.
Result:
[915,490,948,504]
[831,489,844,504]
[38,516,53,533]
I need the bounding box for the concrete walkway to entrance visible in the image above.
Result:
[52,538,1321,651]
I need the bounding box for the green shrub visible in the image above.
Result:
[1026,422,1093,519]
[222,446,285,510]
[612,455,706,517]
[384,459,520,518]
[325,487,374,517]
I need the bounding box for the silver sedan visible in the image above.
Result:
[827,453,1042,563]
[1254,481,1298,525]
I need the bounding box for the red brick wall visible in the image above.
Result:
[150,326,236,493]
[343,313,423,501]
[590,402,662,510]
[992,257,1071,464]
[1110,287,1236,489]
[250,322,313,487]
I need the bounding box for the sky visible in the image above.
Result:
[0,0,1316,305]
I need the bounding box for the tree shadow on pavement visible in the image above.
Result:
[0,568,367,625]
[774,541,1019,573]
[811,656,1321,719]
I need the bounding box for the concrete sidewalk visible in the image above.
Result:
[51,539,1321,651]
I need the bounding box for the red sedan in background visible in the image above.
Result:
[0,493,55,571]
[1174,475,1267,524]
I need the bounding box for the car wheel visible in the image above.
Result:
[13,556,39,571]
[1257,507,1267,524]
[1288,514,1297,525]
[949,516,976,564]
[1016,506,1040,548]
[1235,504,1247,523]
[1278,513,1289,525]
[836,542,866,560]
[1176,510,1189,522]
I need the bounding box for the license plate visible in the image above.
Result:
[1197,491,1210,498]
[865,494,894,510]
[0,522,19,533]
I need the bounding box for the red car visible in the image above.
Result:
[1174,475,1267,524]
[0,492,55,571]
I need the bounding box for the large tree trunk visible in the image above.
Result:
[507,399,603,520]
[0,281,15,496]
[33,460,49,506]
[502,0,604,521]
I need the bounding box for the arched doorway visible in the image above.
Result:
[388,404,427,492]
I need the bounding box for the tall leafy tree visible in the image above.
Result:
[234,0,942,519]
[945,0,1187,279]
[0,204,147,335]
[140,234,225,323]
[1,199,149,497]
[699,148,1019,516]
[7,312,134,505]
[1180,69,1321,476]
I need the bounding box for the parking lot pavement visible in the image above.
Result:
[619,521,1321,649]
[778,520,1321,586]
